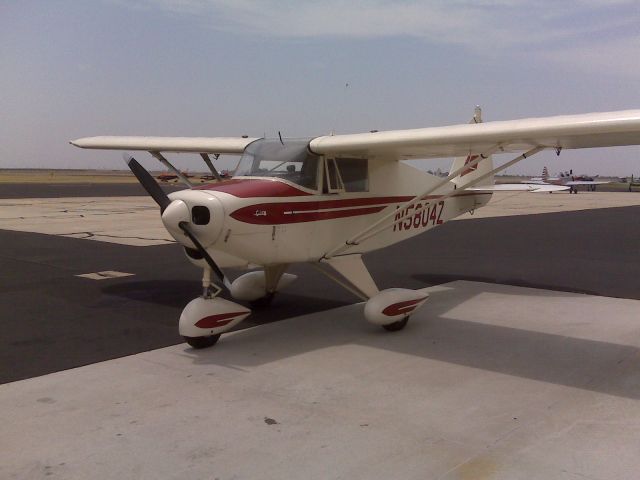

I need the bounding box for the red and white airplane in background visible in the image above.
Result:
[71,107,640,348]
[156,169,194,183]
[529,166,611,193]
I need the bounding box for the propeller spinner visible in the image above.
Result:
[124,154,226,285]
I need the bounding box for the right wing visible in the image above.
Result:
[70,136,259,154]
[309,110,640,160]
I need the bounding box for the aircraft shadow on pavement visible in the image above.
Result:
[102,280,202,308]
[183,283,640,401]
[101,280,352,327]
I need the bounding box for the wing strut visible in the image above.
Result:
[324,145,545,258]
[200,153,222,181]
[150,151,194,187]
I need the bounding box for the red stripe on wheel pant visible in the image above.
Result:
[195,311,249,328]
[382,297,427,317]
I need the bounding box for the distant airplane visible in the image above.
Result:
[156,172,178,182]
[529,166,610,193]
[200,170,231,182]
[157,170,194,182]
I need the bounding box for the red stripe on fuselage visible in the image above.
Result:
[229,192,491,225]
[230,196,412,225]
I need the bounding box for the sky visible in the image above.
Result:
[1,0,639,175]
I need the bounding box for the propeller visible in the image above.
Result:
[179,221,225,283]
[124,153,226,287]
[124,154,171,212]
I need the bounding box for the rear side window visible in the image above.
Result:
[337,158,368,192]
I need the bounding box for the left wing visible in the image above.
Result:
[70,136,258,154]
[309,110,640,159]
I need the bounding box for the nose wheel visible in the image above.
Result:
[184,334,221,349]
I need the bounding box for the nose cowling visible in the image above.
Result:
[161,190,224,248]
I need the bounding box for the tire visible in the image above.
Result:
[382,317,409,332]
[184,334,221,349]
[249,292,275,308]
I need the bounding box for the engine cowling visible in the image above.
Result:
[364,288,429,326]
[162,190,225,250]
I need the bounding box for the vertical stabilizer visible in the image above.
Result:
[542,166,549,181]
[451,106,494,187]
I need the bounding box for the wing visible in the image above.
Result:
[309,110,640,159]
[70,136,259,154]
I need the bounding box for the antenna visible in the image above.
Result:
[330,82,351,135]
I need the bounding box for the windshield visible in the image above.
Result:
[234,138,320,190]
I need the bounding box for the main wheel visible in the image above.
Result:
[184,334,221,349]
[382,317,409,332]
[249,292,275,308]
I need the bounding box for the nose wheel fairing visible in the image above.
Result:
[179,296,251,338]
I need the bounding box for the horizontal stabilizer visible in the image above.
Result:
[565,180,610,186]
[468,184,570,193]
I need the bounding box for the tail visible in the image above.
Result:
[451,106,494,187]
[542,166,549,181]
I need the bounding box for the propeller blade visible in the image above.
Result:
[124,154,171,212]
[179,221,226,284]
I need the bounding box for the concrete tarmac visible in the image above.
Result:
[2,281,640,479]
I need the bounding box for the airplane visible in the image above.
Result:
[157,170,194,183]
[200,169,232,182]
[528,166,611,193]
[70,107,640,349]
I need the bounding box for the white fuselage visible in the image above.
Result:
[167,160,492,267]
